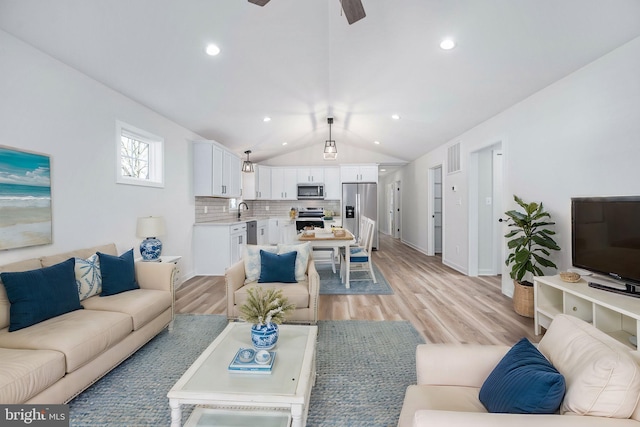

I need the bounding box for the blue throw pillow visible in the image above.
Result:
[258,250,297,283]
[479,337,566,414]
[97,249,139,296]
[0,258,82,332]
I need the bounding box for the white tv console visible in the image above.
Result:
[534,275,640,349]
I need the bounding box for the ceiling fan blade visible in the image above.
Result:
[341,0,366,24]
[248,0,271,6]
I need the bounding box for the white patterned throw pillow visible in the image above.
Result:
[243,245,278,284]
[277,242,311,281]
[75,254,102,300]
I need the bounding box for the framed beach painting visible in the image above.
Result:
[0,146,52,250]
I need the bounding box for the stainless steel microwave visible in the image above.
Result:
[297,184,325,200]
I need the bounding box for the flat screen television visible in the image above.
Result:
[572,196,640,295]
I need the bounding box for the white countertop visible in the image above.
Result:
[194,217,287,226]
[194,216,340,227]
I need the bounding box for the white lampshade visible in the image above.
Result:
[136,216,166,238]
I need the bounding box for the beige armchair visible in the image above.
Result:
[225,255,319,324]
[398,314,640,427]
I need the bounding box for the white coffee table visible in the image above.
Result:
[167,322,318,427]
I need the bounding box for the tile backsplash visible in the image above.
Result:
[195,198,340,223]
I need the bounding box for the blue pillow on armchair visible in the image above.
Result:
[0,258,82,331]
[479,337,565,414]
[258,250,297,283]
[97,248,139,296]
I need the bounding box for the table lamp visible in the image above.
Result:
[136,216,166,261]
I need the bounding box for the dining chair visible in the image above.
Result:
[340,217,377,283]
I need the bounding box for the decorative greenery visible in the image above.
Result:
[504,195,561,284]
[239,287,295,325]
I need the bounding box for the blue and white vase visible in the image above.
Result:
[251,323,279,350]
[140,237,162,261]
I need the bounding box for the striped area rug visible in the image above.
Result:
[69,314,424,426]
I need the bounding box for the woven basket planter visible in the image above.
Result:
[513,280,534,318]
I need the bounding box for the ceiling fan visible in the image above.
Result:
[248,0,366,25]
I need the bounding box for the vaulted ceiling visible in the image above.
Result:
[2,0,640,166]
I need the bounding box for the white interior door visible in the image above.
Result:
[492,150,504,274]
[387,183,394,235]
[393,181,401,238]
[433,167,443,254]
[469,142,503,276]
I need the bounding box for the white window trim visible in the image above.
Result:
[116,120,164,188]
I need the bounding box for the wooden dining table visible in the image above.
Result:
[298,230,356,288]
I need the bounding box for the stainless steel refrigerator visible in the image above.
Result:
[342,183,378,250]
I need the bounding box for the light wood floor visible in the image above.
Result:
[175,233,539,346]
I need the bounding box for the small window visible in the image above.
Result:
[116,120,164,188]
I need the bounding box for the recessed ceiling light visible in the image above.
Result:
[380,168,387,172]
[440,39,456,50]
[374,140,380,145]
[263,116,271,122]
[282,142,288,146]
[205,44,220,56]
[391,114,401,120]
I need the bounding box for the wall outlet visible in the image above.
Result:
[265,206,270,211]
[456,245,460,254]
[204,206,208,214]
[223,206,226,212]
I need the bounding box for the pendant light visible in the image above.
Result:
[323,117,337,160]
[242,150,255,173]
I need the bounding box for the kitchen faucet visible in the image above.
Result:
[237,202,249,220]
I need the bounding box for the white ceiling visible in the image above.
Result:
[1,0,640,165]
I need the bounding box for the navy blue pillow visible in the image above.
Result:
[0,258,82,332]
[479,337,565,414]
[97,249,139,296]
[258,250,297,283]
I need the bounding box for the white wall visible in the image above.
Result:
[0,30,200,279]
[382,35,640,296]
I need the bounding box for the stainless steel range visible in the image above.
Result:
[295,207,324,232]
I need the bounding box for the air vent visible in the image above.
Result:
[447,142,461,174]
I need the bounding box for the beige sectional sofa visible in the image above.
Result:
[399,314,640,426]
[0,243,175,404]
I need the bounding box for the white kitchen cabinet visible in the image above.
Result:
[340,165,378,183]
[267,218,295,244]
[271,168,297,200]
[193,141,242,198]
[224,151,242,197]
[280,220,296,244]
[193,223,246,275]
[257,219,269,245]
[297,168,324,183]
[323,167,341,200]
[268,219,280,245]
[229,223,246,265]
[242,171,256,200]
[256,165,271,199]
[242,165,270,200]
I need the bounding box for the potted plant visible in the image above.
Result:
[504,195,561,317]
[239,286,295,350]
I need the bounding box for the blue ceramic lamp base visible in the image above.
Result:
[140,237,162,261]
